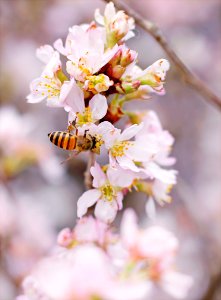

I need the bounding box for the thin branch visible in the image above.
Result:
[202,270,221,300]
[84,151,96,189]
[103,0,221,111]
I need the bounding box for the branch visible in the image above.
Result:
[84,151,96,189]
[103,0,221,111]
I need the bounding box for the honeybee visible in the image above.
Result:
[48,130,102,154]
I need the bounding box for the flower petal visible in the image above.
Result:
[107,165,137,187]
[116,192,124,210]
[119,123,143,141]
[90,162,107,188]
[77,189,101,218]
[36,45,55,64]
[89,94,108,121]
[145,196,156,220]
[60,80,85,113]
[116,155,139,172]
[121,208,138,247]
[160,270,193,299]
[54,39,67,56]
[95,200,118,223]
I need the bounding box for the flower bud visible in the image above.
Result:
[95,2,135,47]
[116,80,140,94]
[120,47,137,67]
[57,228,74,247]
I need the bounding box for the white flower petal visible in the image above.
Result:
[116,192,124,210]
[54,39,67,56]
[104,2,116,20]
[147,162,177,184]
[26,93,45,103]
[121,209,138,247]
[94,8,105,25]
[60,80,85,113]
[77,189,101,218]
[36,45,54,64]
[145,196,156,220]
[90,162,107,188]
[95,200,118,223]
[116,155,139,172]
[89,94,108,121]
[107,165,137,187]
[120,123,144,141]
[126,143,153,162]
[160,270,193,299]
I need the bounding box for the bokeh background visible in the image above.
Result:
[0,0,221,299]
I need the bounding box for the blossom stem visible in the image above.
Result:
[84,151,96,190]
[103,0,221,112]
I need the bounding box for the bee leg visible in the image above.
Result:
[60,152,79,164]
[67,117,77,132]
[83,129,89,138]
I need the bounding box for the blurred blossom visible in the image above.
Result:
[0,106,65,182]
[0,185,56,283]
[18,209,193,300]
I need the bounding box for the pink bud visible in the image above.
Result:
[57,228,74,247]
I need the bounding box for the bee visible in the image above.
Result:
[48,130,102,154]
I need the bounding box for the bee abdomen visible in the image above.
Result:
[48,131,76,150]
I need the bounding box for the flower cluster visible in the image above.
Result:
[27,2,175,223]
[17,210,192,300]
[19,2,193,299]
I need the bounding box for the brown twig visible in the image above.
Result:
[84,151,96,189]
[103,0,221,111]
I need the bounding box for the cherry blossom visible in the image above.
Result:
[95,2,135,46]
[55,24,118,84]
[18,2,195,299]
[102,122,158,172]
[77,162,136,223]
[65,83,108,125]
[17,245,114,300]
[120,209,193,299]
[57,216,112,248]
[123,59,170,96]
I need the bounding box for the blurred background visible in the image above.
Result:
[0,0,221,299]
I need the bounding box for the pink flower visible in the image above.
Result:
[95,2,135,44]
[57,216,112,248]
[18,245,114,300]
[136,111,175,166]
[65,83,108,125]
[27,45,64,105]
[123,59,170,95]
[55,24,118,83]
[77,162,136,223]
[102,122,156,172]
[120,209,193,298]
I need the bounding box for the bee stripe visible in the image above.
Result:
[61,133,69,150]
[49,132,54,142]
[57,132,63,147]
[52,132,58,144]
[67,135,76,150]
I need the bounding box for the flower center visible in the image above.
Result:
[37,75,61,99]
[78,57,92,77]
[111,141,131,157]
[100,184,116,201]
[76,107,93,126]
[85,74,112,93]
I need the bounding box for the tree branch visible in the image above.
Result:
[84,152,96,189]
[103,0,221,111]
